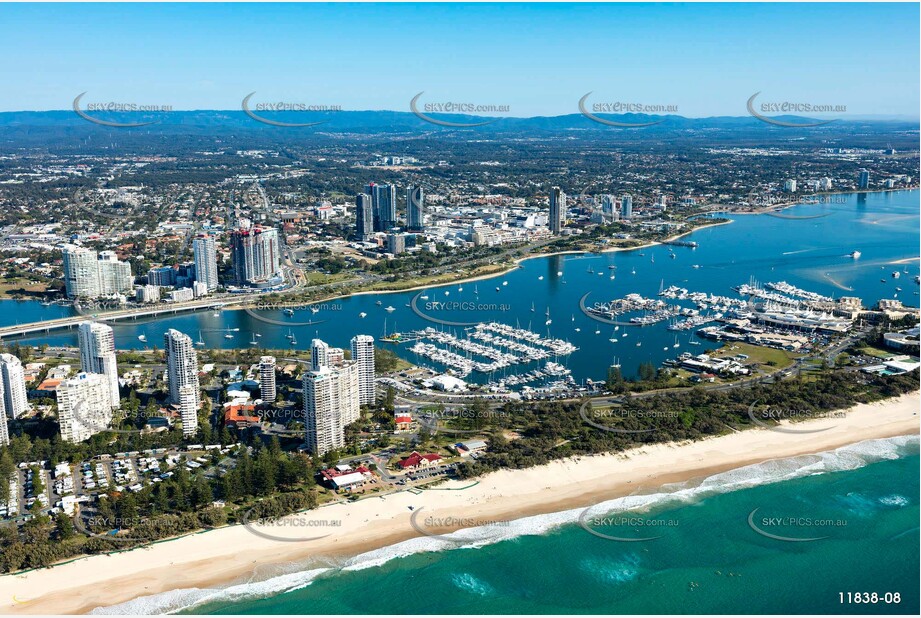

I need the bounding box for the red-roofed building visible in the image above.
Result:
[224,404,261,428]
[397,451,442,471]
[394,415,413,431]
[319,465,373,490]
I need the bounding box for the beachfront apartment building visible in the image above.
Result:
[77,321,120,406]
[350,335,376,405]
[164,329,200,436]
[303,340,361,455]
[56,372,113,443]
[0,353,30,420]
[0,403,8,446]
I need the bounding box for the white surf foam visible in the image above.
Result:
[92,434,918,614]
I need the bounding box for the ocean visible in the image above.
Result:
[92,435,919,615]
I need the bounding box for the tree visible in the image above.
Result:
[55,512,75,540]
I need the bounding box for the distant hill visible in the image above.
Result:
[0,109,915,134]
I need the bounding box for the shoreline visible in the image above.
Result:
[1,390,917,615]
[232,218,735,309]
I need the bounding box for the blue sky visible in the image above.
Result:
[1,2,918,117]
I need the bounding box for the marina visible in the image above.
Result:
[402,322,578,385]
[2,190,918,383]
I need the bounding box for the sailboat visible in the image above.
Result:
[224,329,234,339]
[545,307,552,326]
[458,285,464,292]
[609,328,618,343]
[250,334,258,346]
[587,265,594,274]
[631,267,636,275]
[195,331,205,346]
[137,334,147,343]
[595,328,601,335]
[290,333,297,345]
[531,302,536,312]
[610,357,621,369]
[673,336,680,348]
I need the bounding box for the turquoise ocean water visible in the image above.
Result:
[92,435,919,615]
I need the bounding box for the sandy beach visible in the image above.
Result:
[1,391,917,615]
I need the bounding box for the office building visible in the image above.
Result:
[230,225,282,286]
[0,353,29,420]
[784,179,797,192]
[350,335,376,405]
[77,322,120,406]
[56,372,113,443]
[387,233,406,255]
[548,186,565,234]
[355,193,374,240]
[406,186,424,231]
[259,356,276,403]
[621,194,633,219]
[858,169,870,189]
[164,329,200,435]
[192,235,219,291]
